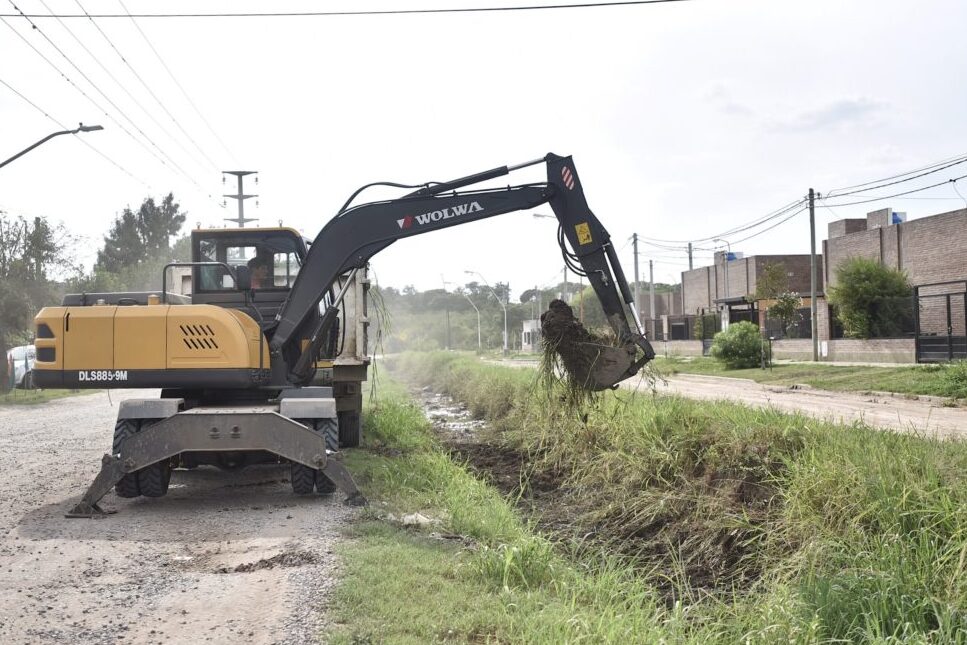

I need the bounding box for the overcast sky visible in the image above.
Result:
[2,0,966,297]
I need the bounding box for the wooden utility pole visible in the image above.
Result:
[809,188,818,361]
[649,259,656,338]
[632,233,640,320]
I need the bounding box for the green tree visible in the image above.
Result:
[97,193,185,274]
[768,292,804,338]
[91,193,188,292]
[0,213,76,390]
[828,258,913,339]
[753,262,789,301]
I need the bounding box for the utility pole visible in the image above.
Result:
[441,275,452,351]
[649,259,656,339]
[563,267,568,303]
[809,188,818,362]
[223,170,259,227]
[632,233,640,321]
[687,242,693,270]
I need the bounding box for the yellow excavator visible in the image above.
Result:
[33,153,655,517]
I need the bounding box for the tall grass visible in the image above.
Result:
[393,351,967,642]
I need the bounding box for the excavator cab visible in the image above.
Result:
[187,227,307,326]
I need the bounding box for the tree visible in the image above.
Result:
[0,213,76,390]
[91,193,188,292]
[828,258,913,339]
[768,292,803,338]
[97,193,185,273]
[753,262,789,301]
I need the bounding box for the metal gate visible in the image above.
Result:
[915,281,967,363]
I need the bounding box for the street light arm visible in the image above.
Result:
[0,123,103,170]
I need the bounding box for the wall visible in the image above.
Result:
[824,207,967,289]
[654,340,704,358]
[823,338,914,363]
[770,339,813,361]
[682,254,819,315]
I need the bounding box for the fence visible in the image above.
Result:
[915,282,967,362]
[763,307,812,340]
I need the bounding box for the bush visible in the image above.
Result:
[710,321,762,369]
[828,258,913,339]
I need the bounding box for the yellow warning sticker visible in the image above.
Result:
[575,222,593,245]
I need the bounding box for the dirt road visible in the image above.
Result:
[632,373,967,439]
[0,390,353,645]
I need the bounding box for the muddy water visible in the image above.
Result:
[417,388,486,440]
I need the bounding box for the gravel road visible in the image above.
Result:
[0,390,355,645]
[633,373,967,439]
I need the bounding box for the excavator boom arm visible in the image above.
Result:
[272,153,654,386]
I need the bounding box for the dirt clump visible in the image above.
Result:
[218,550,321,573]
[540,299,613,401]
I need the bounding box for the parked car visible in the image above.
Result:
[6,345,36,389]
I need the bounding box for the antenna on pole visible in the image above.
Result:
[222,170,258,227]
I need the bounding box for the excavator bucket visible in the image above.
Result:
[567,341,641,391]
[541,300,653,391]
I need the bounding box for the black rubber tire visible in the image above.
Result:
[136,420,171,498]
[21,371,33,390]
[290,464,316,495]
[112,419,140,498]
[338,411,361,448]
[315,472,338,494]
[317,419,340,453]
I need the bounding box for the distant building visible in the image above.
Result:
[681,251,820,329]
[824,206,967,361]
[521,319,541,353]
[824,206,967,289]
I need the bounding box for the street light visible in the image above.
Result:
[532,212,569,301]
[713,238,732,299]
[0,123,104,170]
[465,269,508,355]
[444,278,482,350]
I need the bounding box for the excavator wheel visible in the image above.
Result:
[290,419,339,495]
[137,420,172,498]
[112,420,141,498]
[112,419,172,498]
[290,463,316,495]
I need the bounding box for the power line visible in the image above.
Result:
[3,4,205,190]
[68,0,220,173]
[821,175,967,208]
[823,156,967,199]
[638,197,805,245]
[0,0,696,19]
[0,75,153,188]
[824,150,967,195]
[727,205,807,245]
[95,0,234,170]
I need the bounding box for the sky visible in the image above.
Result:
[2,0,966,298]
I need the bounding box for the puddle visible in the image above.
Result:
[418,388,487,439]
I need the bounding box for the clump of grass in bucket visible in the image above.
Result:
[538,299,614,408]
[539,300,665,409]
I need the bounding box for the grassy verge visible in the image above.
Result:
[330,379,701,643]
[653,355,967,399]
[0,388,95,405]
[385,352,966,643]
